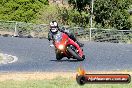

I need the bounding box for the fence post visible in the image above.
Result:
[90,28,92,41]
[14,21,18,37]
[90,0,94,41]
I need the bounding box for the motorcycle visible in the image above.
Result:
[51,31,85,61]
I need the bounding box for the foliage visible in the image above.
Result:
[68,0,132,29]
[67,0,91,27]
[68,0,91,13]
[35,5,90,27]
[57,7,69,25]
[0,0,48,22]
[0,0,131,29]
[94,0,132,30]
[57,7,90,27]
[33,5,60,24]
[68,9,90,27]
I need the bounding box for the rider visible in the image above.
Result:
[48,21,84,47]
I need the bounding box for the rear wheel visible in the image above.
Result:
[67,46,84,61]
[82,55,85,60]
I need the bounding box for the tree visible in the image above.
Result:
[0,0,49,22]
[68,0,91,13]
[94,0,132,29]
[68,0,91,27]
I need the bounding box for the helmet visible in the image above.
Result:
[50,21,59,33]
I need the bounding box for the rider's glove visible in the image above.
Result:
[48,37,51,41]
[48,32,52,41]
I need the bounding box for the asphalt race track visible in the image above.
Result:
[0,37,132,72]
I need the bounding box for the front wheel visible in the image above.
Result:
[56,53,63,60]
[67,46,84,61]
[55,49,63,60]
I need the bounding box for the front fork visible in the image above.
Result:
[55,46,70,58]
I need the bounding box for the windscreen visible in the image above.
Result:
[53,32,62,42]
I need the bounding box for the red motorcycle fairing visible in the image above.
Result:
[67,38,83,57]
[53,32,83,58]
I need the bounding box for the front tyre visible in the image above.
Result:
[67,46,84,61]
[55,49,63,60]
[56,53,63,60]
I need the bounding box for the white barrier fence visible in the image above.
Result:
[0,20,49,38]
[0,20,132,43]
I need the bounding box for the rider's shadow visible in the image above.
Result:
[50,59,81,62]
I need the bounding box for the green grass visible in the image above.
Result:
[0,77,131,88]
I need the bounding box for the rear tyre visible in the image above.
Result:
[82,55,85,60]
[67,46,84,61]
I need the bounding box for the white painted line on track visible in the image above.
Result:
[0,53,18,64]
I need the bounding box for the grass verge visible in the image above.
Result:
[0,77,131,88]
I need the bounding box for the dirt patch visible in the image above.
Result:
[0,71,131,81]
[0,31,14,35]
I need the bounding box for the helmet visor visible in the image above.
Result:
[51,28,58,32]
